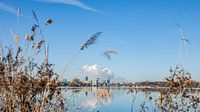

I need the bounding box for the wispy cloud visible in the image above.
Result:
[0,2,17,15]
[0,2,29,18]
[34,0,102,13]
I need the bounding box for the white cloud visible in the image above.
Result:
[0,2,29,18]
[81,64,114,78]
[34,0,102,13]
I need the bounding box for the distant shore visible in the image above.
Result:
[59,80,200,88]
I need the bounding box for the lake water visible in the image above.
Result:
[61,87,164,112]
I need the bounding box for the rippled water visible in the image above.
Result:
[62,87,160,112]
[61,87,200,112]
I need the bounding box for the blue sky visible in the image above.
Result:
[0,0,200,81]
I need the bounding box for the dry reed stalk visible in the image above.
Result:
[60,32,102,82]
[0,11,68,112]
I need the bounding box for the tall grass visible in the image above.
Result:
[0,11,66,111]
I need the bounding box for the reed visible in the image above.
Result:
[0,12,67,112]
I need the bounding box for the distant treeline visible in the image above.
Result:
[132,81,200,88]
[59,79,200,88]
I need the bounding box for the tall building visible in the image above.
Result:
[106,79,110,87]
[63,78,67,83]
[104,80,106,86]
[96,77,99,87]
[85,76,88,81]
[62,78,67,86]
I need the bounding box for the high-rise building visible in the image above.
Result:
[104,80,106,86]
[85,76,88,81]
[63,78,67,83]
[96,77,99,87]
[107,79,110,87]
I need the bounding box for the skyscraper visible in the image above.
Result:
[107,79,110,87]
[85,76,88,81]
[96,77,99,87]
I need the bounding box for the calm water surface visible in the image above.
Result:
[62,87,160,112]
[62,87,200,112]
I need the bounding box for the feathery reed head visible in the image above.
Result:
[45,18,53,25]
[102,50,117,60]
[31,24,39,33]
[80,32,102,50]
[25,33,35,41]
[36,39,44,49]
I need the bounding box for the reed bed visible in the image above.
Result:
[0,11,67,111]
[128,66,200,112]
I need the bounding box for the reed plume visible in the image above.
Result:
[60,32,102,78]
[45,18,53,25]
[80,32,102,50]
[102,50,118,60]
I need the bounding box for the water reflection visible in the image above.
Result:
[62,87,200,112]
[64,88,112,111]
[81,88,112,111]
